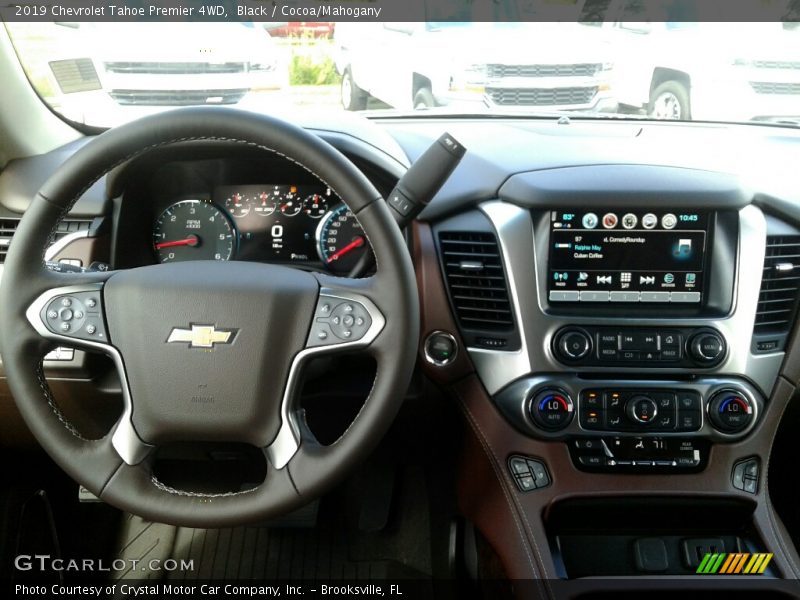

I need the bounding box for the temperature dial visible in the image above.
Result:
[530,389,574,431]
[708,390,754,433]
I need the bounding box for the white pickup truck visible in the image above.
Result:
[601,21,800,122]
[334,22,617,113]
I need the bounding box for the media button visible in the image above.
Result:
[662,213,678,229]
[642,213,658,229]
[582,213,599,229]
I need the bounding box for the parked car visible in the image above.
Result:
[601,21,800,122]
[334,22,617,113]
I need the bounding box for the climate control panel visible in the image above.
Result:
[578,388,705,433]
[496,375,761,443]
[552,326,727,368]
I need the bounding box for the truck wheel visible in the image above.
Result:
[413,87,436,110]
[341,68,367,111]
[649,81,690,120]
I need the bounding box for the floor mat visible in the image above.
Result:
[112,466,432,582]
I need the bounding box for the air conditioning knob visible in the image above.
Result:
[530,389,574,431]
[708,390,754,433]
[689,331,726,366]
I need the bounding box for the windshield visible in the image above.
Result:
[5,20,800,128]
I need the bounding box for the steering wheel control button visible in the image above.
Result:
[733,458,759,494]
[530,389,574,431]
[627,395,658,424]
[708,390,754,433]
[307,294,374,348]
[554,328,592,362]
[424,331,458,366]
[42,292,109,343]
[508,456,551,492]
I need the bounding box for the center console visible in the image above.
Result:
[425,164,800,587]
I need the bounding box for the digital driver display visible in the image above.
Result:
[548,210,708,304]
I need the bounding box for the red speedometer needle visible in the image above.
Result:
[155,235,199,250]
[327,236,365,263]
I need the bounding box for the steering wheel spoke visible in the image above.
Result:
[264,278,386,470]
[25,274,155,466]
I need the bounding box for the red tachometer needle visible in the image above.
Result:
[327,236,365,263]
[155,235,199,250]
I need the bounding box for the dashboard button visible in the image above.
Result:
[582,390,603,410]
[620,351,640,361]
[556,329,592,361]
[578,455,604,467]
[549,290,580,302]
[660,348,681,361]
[677,391,702,411]
[708,391,754,432]
[690,332,725,364]
[640,291,671,302]
[528,460,550,488]
[620,332,659,351]
[676,411,702,431]
[626,395,658,424]
[579,291,610,302]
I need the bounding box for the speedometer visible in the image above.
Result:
[316,204,366,274]
[153,200,235,263]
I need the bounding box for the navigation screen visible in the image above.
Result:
[547,210,708,304]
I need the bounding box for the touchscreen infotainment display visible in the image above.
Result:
[548,210,708,304]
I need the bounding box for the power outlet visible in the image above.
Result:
[682,537,726,568]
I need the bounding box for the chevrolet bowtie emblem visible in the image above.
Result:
[167,325,236,349]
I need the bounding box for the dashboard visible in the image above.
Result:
[2,113,800,586]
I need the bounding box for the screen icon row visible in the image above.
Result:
[581,212,677,230]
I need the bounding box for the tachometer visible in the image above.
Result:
[316,204,366,274]
[153,200,235,263]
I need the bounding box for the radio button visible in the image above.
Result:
[640,291,671,302]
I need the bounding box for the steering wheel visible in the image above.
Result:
[0,108,419,527]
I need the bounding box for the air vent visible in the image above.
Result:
[754,236,800,336]
[0,219,92,264]
[439,231,514,334]
[0,218,19,263]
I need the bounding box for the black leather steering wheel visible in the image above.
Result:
[0,107,419,527]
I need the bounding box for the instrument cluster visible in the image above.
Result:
[151,184,368,274]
